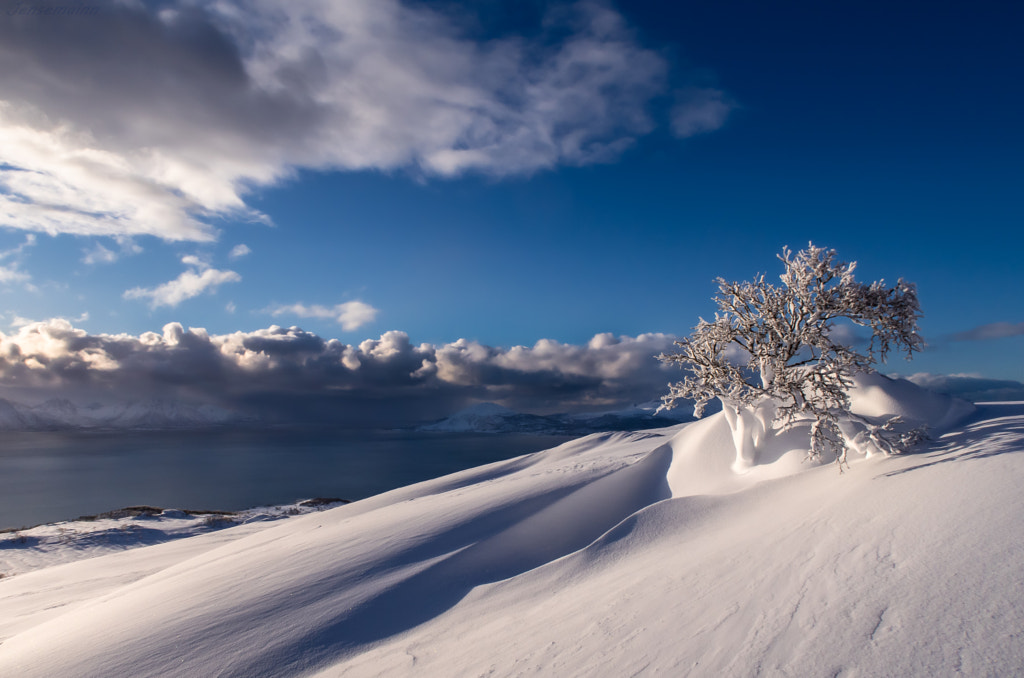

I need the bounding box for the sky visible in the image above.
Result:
[0,0,1021,424]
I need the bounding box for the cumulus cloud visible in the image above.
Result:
[123,256,240,308]
[0,319,680,426]
[0,0,673,242]
[950,322,1024,342]
[268,301,379,331]
[229,244,251,259]
[671,87,735,138]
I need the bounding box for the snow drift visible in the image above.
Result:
[2,376,1022,677]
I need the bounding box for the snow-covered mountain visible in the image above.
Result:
[4,378,1021,677]
[0,397,237,430]
[418,400,689,434]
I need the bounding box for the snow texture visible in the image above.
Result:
[1,378,1021,677]
[0,500,347,578]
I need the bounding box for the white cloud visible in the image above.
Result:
[0,264,30,285]
[179,254,207,269]
[0,1,669,242]
[268,301,379,331]
[82,244,118,265]
[123,256,240,308]
[82,238,143,265]
[0,233,36,260]
[8,315,36,328]
[0,234,35,285]
[0,112,231,241]
[229,244,251,259]
[671,87,735,138]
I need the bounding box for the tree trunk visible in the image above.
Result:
[721,397,777,473]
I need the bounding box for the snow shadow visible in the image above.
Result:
[222,444,674,678]
[882,403,1024,476]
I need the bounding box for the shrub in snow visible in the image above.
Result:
[658,243,924,469]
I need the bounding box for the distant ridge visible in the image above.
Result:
[417,401,690,434]
[0,397,237,431]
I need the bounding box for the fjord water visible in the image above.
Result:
[0,429,572,530]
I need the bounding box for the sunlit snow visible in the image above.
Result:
[1,377,1022,677]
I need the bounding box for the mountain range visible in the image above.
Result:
[0,397,236,431]
[417,401,691,434]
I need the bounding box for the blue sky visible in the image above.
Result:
[0,0,1020,422]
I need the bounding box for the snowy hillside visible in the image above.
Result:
[2,377,1023,677]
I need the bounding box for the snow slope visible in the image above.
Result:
[0,500,348,577]
[1,377,1021,677]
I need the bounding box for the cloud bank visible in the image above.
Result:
[0,319,679,427]
[950,322,1024,342]
[903,373,1024,403]
[1,319,1014,428]
[0,0,684,242]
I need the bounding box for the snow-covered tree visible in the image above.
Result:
[658,243,923,469]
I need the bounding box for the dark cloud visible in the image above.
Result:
[0,320,679,427]
[949,322,1024,342]
[0,0,683,241]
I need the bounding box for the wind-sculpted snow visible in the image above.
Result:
[1,382,1021,677]
[0,431,674,677]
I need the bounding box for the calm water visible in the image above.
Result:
[0,429,573,530]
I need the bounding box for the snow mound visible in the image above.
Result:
[664,372,974,497]
[849,371,975,428]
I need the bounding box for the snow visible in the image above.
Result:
[0,501,347,577]
[1,378,1022,677]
